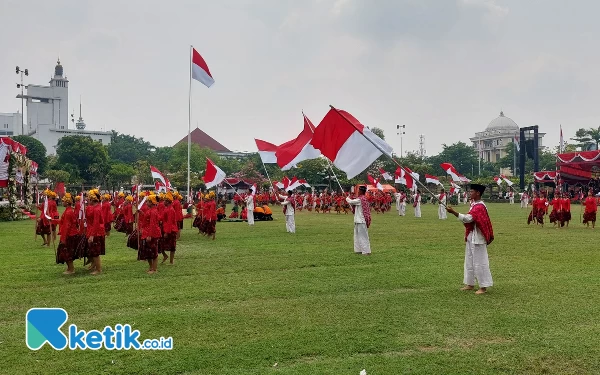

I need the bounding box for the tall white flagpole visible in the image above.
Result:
[187,45,193,204]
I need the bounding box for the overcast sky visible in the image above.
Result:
[1,0,598,155]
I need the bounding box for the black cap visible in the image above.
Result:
[359,185,367,192]
[470,183,486,195]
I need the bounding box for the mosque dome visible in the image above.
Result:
[486,111,518,131]
[54,59,63,76]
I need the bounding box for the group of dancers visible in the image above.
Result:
[526,189,598,228]
[36,188,185,275]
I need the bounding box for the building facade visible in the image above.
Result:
[16,60,111,154]
[0,112,22,136]
[470,111,545,163]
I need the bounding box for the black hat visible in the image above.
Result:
[359,185,367,192]
[470,183,486,195]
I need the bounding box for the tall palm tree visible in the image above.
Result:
[571,126,600,150]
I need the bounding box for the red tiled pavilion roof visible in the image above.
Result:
[176,128,230,152]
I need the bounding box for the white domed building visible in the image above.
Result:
[470,111,544,164]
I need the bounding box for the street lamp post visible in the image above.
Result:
[15,66,29,136]
[396,124,406,158]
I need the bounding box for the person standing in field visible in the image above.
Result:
[413,189,422,218]
[437,188,447,220]
[346,185,371,255]
[446,184,494,295]
[582,190,597,229]
[279,190,296,233]
[245,189,255,226]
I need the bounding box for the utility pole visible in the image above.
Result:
[16,66,29,135]
[418,134,426,157]
[396,125,406,158]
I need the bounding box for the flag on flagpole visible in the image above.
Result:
[367,175,384,191]
[150,166,172,190]
[202,158,226,189]
[255,139,278,164]
[425,174,442,185]
[379,168,393,181]
[514,134,520,151]
[440,162,470,182]
[493,176,503,186]
[500,174,514,186]
[310,107,394,179]
[276,114,321,170]
[394,167,415,190]
[191,48,214,88]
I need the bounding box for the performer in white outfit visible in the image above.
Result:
[399,192,406,216]
[245,189,255,226]
[508,188,514,205]
[437,188,447,220]
[279,190,295,233]
[520,191,529,208]
[463,191,468,205]
[346,186,371,255]
[413,190,422,218]
[447,184,494,295]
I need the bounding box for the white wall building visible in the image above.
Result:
[0,112,22,136]
[16,60,111,154]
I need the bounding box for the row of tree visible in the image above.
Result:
[12,125,595,191]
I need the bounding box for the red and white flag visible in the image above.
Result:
[513,134,520,151]
[379,168,393,181]
[273,180,284,189]
[191,47,214,88]
[395,167,415,190]
[493,176,503,186]
[255,139,278,164]
[450,182,461,195]
[440,162,470,182]
[500,174,514,186]
[276,114,321,171]
[311,107,394,179]
[150,166,172,190]
[202,158,226,189]
[368,175,384,191]
[425,174,441,185]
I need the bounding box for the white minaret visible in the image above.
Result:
[75,98,86,130]
[48,59,69,130]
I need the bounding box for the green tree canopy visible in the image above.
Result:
[107,131,153,165]
[44,169,71,184]
[107,162,135,188]
[571,127,600,150]
[11,135,47,174]
[55,135,109,184]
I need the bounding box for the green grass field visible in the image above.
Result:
[2,203,600,374]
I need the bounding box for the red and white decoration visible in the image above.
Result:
[150,166,172,191]
[311,107,394,179]
[425,174,441,185]
[450,182,461,195]
[276,114,321,171]
[500,174,514,186]
[255,138,278,164]
[493,176,503,186]
[202,158,226,189]
[440,162,470,182]
[395,167,416,190]
[368,175,384,191]
[379,168,393,181]
[191,47,215,88]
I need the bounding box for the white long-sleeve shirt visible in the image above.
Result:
[346,197,366,224]
[457,202,487,244]
[279,194,295,216]
[245,195,254,211]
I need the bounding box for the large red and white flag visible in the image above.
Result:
[276,114,321,170]
[150,166,172,190]
[368,175,384,191]
[311,107,394,179]
[500,174,514,186]
[191,47,214,88]
[493,176,503,186]
[440,162,470,182]
[254,139,278,164]
[202,158,226,189]
[425,174,442,185]
[379,168,393,181]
